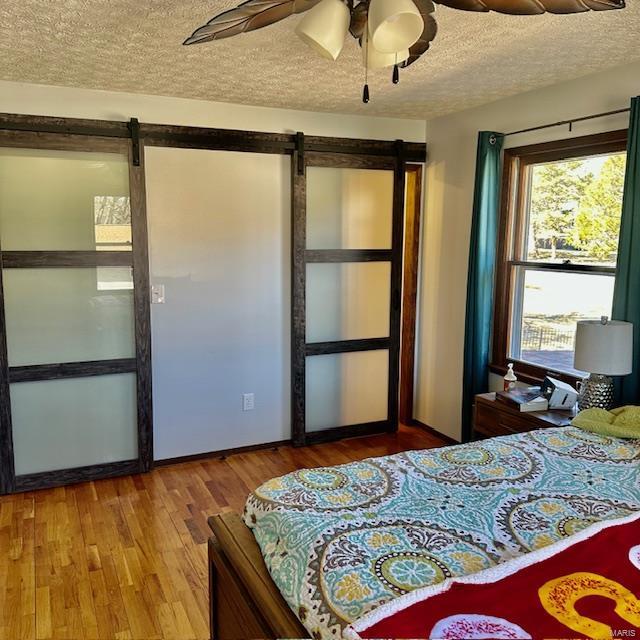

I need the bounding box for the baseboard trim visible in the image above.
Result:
[155,422,458,468]
[154,439,292,467]
[408,419,459,445]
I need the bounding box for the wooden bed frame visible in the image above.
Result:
[208,512,310,639]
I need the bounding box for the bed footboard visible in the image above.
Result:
[208,512,309,640]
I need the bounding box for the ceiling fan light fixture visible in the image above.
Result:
[368,0,425,54]
[184,0,625,105]
[362,32,409,69]
[295,0,351,61]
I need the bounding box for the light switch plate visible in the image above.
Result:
[243,393,255,411]
[151,284,165,304]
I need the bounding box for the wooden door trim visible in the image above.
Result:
[303,421,390,445]
[8,358,137,383]
[386,153,406,433]
[305,337,390,356]
[1,251,133,268]
[305,249,392,263]
[0,252,15,494]
[399,164,423,425]
[129,139,154,474]
[304,152,396,170]
[14,459,140,493]
[0,113,427,162]
[291,147,306,447]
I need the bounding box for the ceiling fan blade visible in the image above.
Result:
[400,0,438,68]
[184,0,321,45]
[432,0,489,11]
[434,0,623,11]
[581,0,625,9]
[535,0,590,12]
[474,0,546,13]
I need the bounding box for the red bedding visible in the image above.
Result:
[346,512,640,640]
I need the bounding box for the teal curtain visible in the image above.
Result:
[461,132,504,442]
[612,96,640,405]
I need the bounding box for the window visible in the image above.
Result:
[94,195,133,290]
[94,195,132,251]
[492,131,628,383]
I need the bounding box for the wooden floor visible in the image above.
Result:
[0,425,447,640]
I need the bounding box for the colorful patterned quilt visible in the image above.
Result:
[346,512,640,639]
[243,427,640,639]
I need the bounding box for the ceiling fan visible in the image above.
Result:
[184,0,625,103]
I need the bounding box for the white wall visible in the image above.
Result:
[145,148,291,459]
[0,80,425,141]
[0,80,424,458]
[416,61,639,442]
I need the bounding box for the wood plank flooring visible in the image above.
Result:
[0,425,447,640]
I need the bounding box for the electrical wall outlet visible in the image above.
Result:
[242,393,255,411]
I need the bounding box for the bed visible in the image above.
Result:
[207,426,640,639]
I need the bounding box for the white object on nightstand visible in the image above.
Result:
[541,377,578,410]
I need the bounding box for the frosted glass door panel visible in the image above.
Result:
[306,350,388,432]
[11,373,138,475]
[306,167,393,249]
[3,268,135,366]
[306,262,391,343]
[0,148,131,251]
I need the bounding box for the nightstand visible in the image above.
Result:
[473,392,577,440]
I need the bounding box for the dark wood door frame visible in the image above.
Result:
[0,112,426,162]
[0,253,14,494]
[399,164,423,425]
[129,139,154,475]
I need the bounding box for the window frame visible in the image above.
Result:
[491,129,628,386]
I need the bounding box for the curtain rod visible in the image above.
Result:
[500,107,630,138]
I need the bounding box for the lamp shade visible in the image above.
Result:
[295,0,350,61]
[362,31,409,69]
[574,319,633,376]
[368,0,424,54]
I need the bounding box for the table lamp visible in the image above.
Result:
[574,317,633,410]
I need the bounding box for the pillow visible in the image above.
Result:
[572,405,640,439]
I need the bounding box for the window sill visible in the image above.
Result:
[489,361,581,388]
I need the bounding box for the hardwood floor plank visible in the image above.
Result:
[0,424,446,639]
[1,493,36,640]
[170,601,197,640]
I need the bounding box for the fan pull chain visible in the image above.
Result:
[392,52,400,85]
[362,33,370,104]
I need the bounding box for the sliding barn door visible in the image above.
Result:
[292,151,405,445]
[0,133,151,494]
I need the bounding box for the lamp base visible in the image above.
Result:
[577,373,615,411]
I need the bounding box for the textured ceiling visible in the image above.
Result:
[0,1,639,119]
